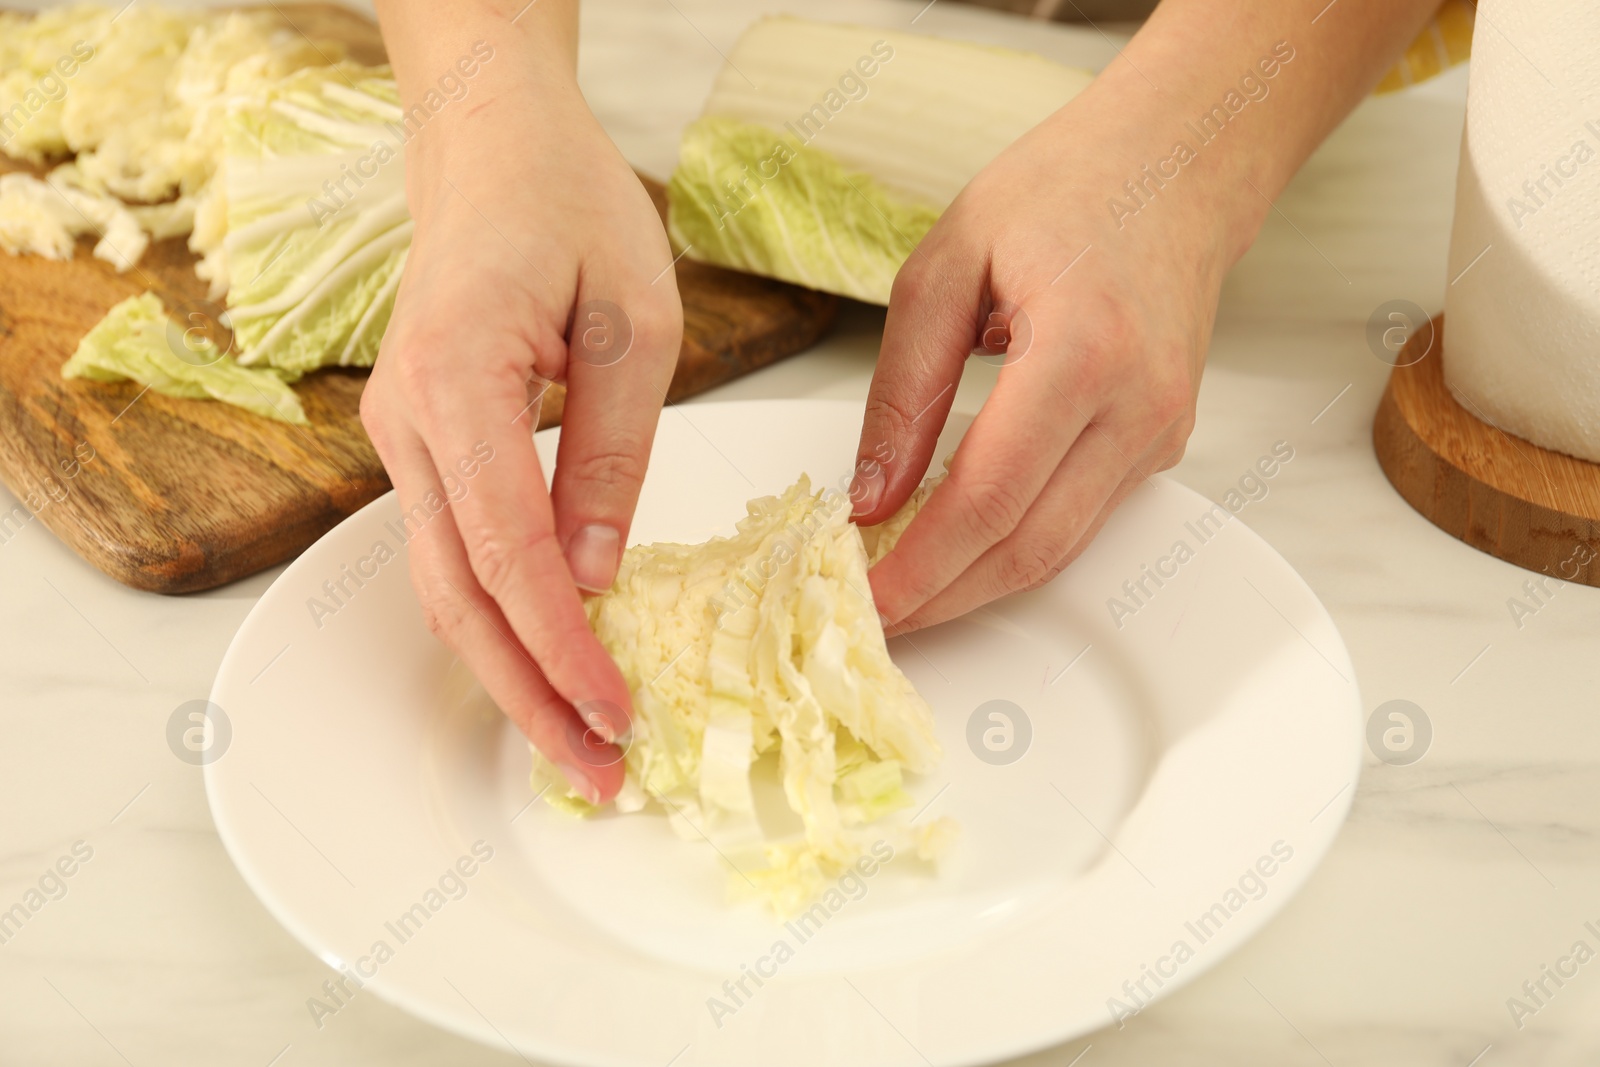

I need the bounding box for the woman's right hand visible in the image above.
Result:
[364,1,683,803]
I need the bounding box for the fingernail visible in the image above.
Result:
[567,524,621,592]
[578,699,627,745]
[567,705,627,774]
[850,464,885,518]
[555,762,602,806]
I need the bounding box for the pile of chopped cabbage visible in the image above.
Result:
[667,17,1094,304]
[0,5,408,422]
[0,5,342,264]
[531,473,957,916]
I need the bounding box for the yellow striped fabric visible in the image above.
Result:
[1375,0,1476,93]
[955,0,1475,95]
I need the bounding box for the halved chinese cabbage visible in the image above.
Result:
[666,17,1095,304]
[199,63,409,374]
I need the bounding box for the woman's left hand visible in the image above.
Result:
[849,77,1262,632]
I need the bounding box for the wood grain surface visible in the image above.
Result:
[1373,314,1600,586]
[0,4,836,593]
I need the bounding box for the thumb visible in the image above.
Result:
[851,247,988,525]
[550,282,681,592]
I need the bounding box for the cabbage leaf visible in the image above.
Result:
[62,292,307,424]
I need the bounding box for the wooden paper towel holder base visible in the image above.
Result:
[1373,314,1600,587]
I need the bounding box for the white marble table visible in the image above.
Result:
[3,1,1598,1064]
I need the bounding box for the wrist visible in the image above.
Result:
[383,38,592,228]
[1045,74,1269,273]
[375,0,577,75]
[374,0,583,173]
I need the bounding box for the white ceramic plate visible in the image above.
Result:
[208,399,1361,1067]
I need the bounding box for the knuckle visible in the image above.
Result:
[1067,303,1139,392]
[1171,405,1198,440]
[1065,341,1114,398]
[391,341,443,413]
[1021,551,1076,594]
[358,383,390,451]
[887,255,930,308]
[994,538,1061,595]
[1087,298,1139,352]
[1154,418,1196,471]
[959,475,1030,545]
[630,299,683,354]
[1129,334,1195,415]
[1169,407,1198,447]
[414,574,474,647]
[1102,311,1140,354]
[561,444,644,500]
[886,235,969,320]
[1145,363,1195,426]
[468,526,558,600]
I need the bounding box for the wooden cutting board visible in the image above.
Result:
[1373,314,1600,586]
[0,5,836,593]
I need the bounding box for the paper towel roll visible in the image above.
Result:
[1443,0,1600,463]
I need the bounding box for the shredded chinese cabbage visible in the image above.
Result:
[41,59,403,422]
[0,4,410,423]
[531,473,956,916]
[0,6,339,200]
